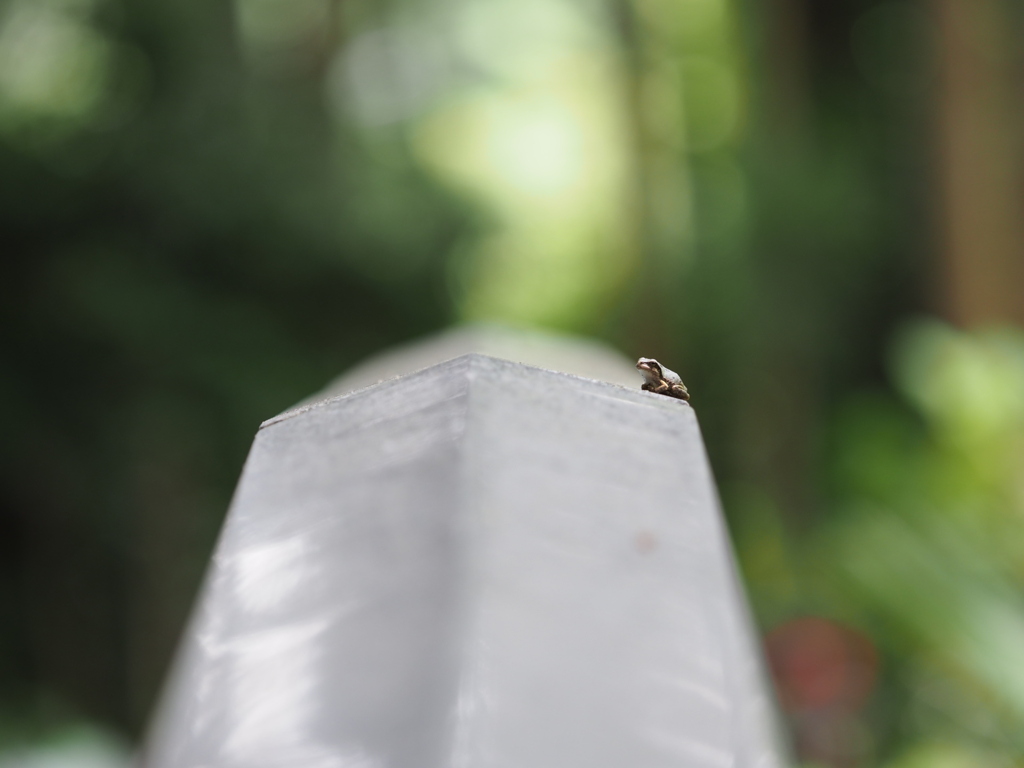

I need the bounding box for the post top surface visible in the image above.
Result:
[260,351,689,430]
[276,325,643,415]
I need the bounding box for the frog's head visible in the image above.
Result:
[636,357,662,384]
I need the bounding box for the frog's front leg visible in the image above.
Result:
[643,381,671,395]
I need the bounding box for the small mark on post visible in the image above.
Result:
[635,530,659,554]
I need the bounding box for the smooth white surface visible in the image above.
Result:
[142,354,786,768]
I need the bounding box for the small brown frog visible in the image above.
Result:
[636,358,690,402]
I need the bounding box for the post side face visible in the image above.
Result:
[142,354,786,768]
[451,357,783,768]
[142,358,476,768]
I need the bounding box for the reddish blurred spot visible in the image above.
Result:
[765,616,879,713]
[634,530,659,553]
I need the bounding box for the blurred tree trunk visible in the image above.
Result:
[764,0,810,138]
[738,0,818,528]
[932,0,1024,328]
[611,0,685,360]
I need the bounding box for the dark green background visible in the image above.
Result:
[2,0,1023,765]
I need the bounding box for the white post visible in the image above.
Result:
[141,333,787,768]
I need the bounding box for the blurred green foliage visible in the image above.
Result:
[741,323,1024,765]
[0,0,468,736]
[1,0,1022,765]
[835,324,1024,762]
